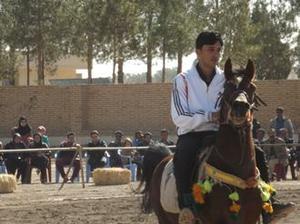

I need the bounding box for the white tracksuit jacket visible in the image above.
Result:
[171,62,225,136]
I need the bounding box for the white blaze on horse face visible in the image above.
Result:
[228,94,251,126]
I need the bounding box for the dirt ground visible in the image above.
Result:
[0,172,299,224]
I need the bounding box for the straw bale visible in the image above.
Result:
[0,174,17,193]
[93,168,131,185]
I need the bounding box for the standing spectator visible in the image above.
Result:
[159,128,174,146]
[55,132,80,183]
[279,128,297,180]
[264,129,288,181]
[29,133,49,183]
[108,130,123,167]
[15,116,32,147]
[86,130,107,171]
[270,106,294,139]
[4,133,28,183]
[37,125,50,146]
[296,133,300,178]
[132,130,144,146]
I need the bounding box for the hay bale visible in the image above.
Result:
[0,174,17,193]
[92,168,131,185]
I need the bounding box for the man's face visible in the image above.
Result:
[14,136,21,143]
[68,134,75,143]
[161,132,168,141]
[276,110,283,118]
[144,134,151,143]
[115,134,122,142]
[91,134,99,143]
[196,42,222,69]
[256,131,265,140]
[34,135,41,143]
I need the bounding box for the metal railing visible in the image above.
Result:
[0,145,177,154]
[1,142,300,154]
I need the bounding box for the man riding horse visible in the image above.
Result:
[171,31,295,224]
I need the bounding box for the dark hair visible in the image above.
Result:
[114,130,124,136]
[67,132,75,137]
[195,31,223,49]
[33,132,42,137]
[90,130,99,136]
[161,128,168,133]
[276,106,284,112]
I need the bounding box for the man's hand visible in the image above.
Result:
[211,111,220,124]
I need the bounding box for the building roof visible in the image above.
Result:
[49,77,111,86]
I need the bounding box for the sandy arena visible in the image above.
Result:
[0,171,299,224]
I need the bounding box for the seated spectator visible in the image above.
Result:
[37,125,50,146]
[263,129,289,181]
[133,130,144,147]
[29,133,49,183]
[0,141,7,174]
[121,137,135,165]
[55,132,80,183]
[0,141,3,161]
[108,130,124,167]
[143,131,154,146]
[4,133,28,183]
[159,128,174,146]
[15,116,32,147]
[255,128,266,145]
[86,130,107,171]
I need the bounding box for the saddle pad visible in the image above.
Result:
[160,159,180,214]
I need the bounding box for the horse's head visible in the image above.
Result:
[220,58,257,127]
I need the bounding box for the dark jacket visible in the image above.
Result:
[87,140,107,165]
[4,141,26,160]
[58,141,77,159]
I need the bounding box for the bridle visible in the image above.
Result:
[212,82,255,168]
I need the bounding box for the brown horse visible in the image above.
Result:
[138,59,265,224]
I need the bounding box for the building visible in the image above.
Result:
[16,55,87,86]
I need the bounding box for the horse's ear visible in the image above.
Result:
[244,59,255,82]
[224,58,234,81]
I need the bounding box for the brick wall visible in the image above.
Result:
[0,80,299,138]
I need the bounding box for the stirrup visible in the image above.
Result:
[178,208,195,224]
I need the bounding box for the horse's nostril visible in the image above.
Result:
[232,102,249,117]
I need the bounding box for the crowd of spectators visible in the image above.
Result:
[1,107,299,184]
[0,116,175,184]
[254,106,300,181]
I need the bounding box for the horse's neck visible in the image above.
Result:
[209,124,256,180]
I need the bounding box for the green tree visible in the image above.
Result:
[251,1,294,79]
[99,0,140,84]
[204,0,259,65]
[0,0,20,85]
[136,0,161,83]
[64,0,107,84]
[3,0,70,85]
